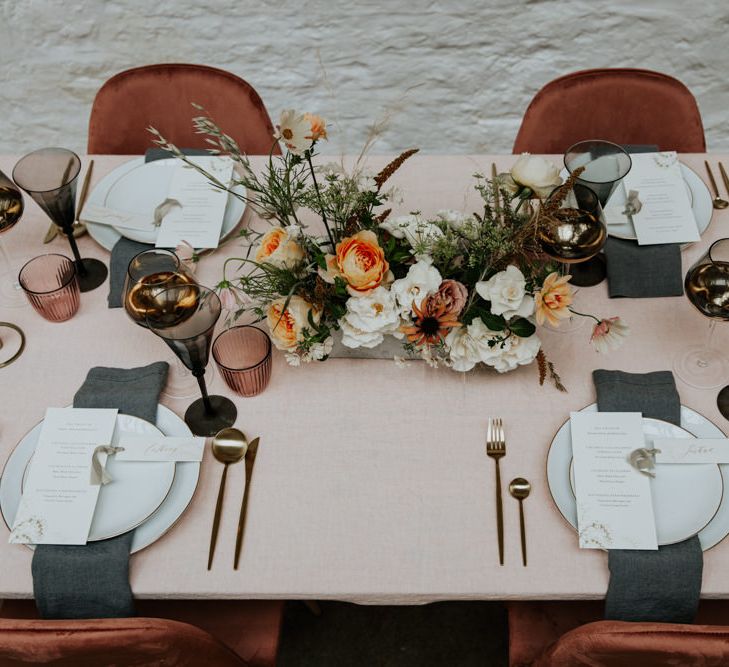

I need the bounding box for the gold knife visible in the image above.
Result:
[44,159,94,243]
[234,436,260,569]
[719,162,729,197]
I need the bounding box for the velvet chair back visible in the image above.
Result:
[0,616,248,666]
[513,68,705,154]
[533,619,729,667]
[88,64,279,155]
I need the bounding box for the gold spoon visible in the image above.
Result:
[208,427,248,570]
[508,478,531,566]
[704,161,729,210]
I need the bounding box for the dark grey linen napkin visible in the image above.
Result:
[107,148,209,308]
[31,361,169,619]
[593,369,702,623]
[604,145,684,298]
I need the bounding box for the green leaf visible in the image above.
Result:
[481,312,507,332]
[334,277,349,298]
[509,317,536,338]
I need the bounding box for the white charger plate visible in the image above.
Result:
[1,405,200,553]
[84,157,247,251]
[19,414,175,541]
[559,162,712,243]
[547,404,729,550]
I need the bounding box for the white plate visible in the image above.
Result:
[547,404,729,550]
[559,162,712,243]
[20,414,175,541]
[84,157,247,251]
[1,405,200,553]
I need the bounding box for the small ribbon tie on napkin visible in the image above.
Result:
[622,189,642,216]
[89,445,125,486]
[152,198,182,227]
[628,447,661,477]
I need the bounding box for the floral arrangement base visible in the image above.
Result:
[328,332,410,360]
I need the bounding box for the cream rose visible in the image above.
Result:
[266,295,319,351]
[339,286,401,349]
[476,265,535,320]
[510,154,562,197]
[255,227,305,268]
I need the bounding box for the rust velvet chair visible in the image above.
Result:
[513,68,706,154]
[88,64,279,155]
[508,600,729,666]
[0,599,283,666]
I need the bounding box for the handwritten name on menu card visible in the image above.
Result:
[570,412,658,550]
[9,408,118,545]
[155,157,234,250]
[115,436,205,462]
[621,151,700,245]
[654,438,729,464]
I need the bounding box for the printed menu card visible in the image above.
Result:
[155,156,234,249]
[621,151,699,245]
[570,412,658,550]
[9,408,118,545]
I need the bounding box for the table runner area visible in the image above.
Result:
[1,153,728,603]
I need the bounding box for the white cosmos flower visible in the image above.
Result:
[379,214,443,256]
[476,265,535,320]
[379,214,416,239]
[274,109,311,155]
[435,209,473,230]
[390,259,442,315]
[339,287,401,349]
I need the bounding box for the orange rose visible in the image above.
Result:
[535,272,573,327]
[255,227,304,268]
[304,113,327,141]
[323,230,389,296]
[266,296,319,351]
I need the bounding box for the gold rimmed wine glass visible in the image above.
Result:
[538,182,608,331]
[674,238,729,391]
[145,284,237,436]
[123,249,212,400]
[0,169,26,308]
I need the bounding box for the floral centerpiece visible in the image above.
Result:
[150,110,627,389]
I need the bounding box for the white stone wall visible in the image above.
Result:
[1,0,727,155]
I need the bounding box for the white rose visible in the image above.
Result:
[486,333,541,373]
[445,326,481,372]
[391,259,442,315]
[339,286,401,349]
[476,265,535,320]
[466,318,507,365]
[510,154,562,197]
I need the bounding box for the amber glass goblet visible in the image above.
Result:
[145,284,236,436]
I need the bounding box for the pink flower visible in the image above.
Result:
[219,286,238,311]
[430,279,468,317]
[590,317,629,353]
[175,240,198,273]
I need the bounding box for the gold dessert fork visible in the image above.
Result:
[486,417,506,565]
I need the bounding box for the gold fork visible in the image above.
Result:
[486,417,506,565]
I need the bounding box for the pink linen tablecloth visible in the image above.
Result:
[1,153,728,604]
